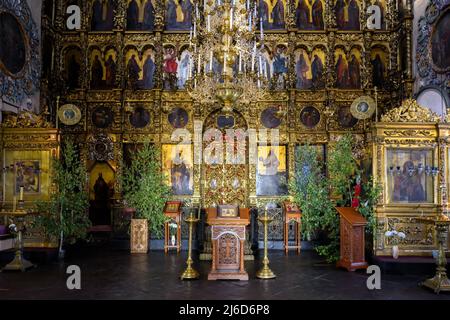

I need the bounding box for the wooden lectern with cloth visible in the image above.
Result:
[206,205,250,280]
[336,207,368,272]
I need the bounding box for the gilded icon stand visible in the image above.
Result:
[180,212,200,280]
[256,211,276,279]
[418,215,450,293]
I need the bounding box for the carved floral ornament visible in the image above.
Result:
[1,111,52,128]
[380,99,442,123]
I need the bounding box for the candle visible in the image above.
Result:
[260,19,264,40]
[246,0,249,10]
[223,53,227,74]
[251,43,256,72]
[207,15,211,32]
[13,196,16,212]
[238,53,242,73]
[197,53,201,73]
[193,21,197,37]
[230,8,233,30]
[209,51,213,71]
[259,56,262,74]
[19,186,23,201]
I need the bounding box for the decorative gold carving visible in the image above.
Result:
[383,130,434,137]
[381,99,441,123]
[386,217,434,246]
[2,112,52,128]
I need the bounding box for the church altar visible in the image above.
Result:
[206,207,250,280]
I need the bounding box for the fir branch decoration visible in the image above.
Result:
[290,144,337,263]
[120,143,172,238]
[34,139,91,252]
[328,133,359,206]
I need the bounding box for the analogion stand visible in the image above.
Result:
[282,201,302,254]
[336,207,368,272]
[163,201,182,253]
[206,207,250,281]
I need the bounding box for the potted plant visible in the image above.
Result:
[34,139,91,259]
[384,230,406,259]
[120,143,171,253]
[290,144,336,262]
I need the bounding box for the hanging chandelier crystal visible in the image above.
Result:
[185,0,269,112]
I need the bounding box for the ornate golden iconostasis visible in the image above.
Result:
[371,99,450,256]
[0,112,59,248]
[34,0,415,245]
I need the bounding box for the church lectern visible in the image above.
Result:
[336,207,368,272]
[206,207,250,280]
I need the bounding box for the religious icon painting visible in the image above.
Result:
[89,162,115,225]
[295,0,325,31]
[163,45,178,90]
[334,0,360,31]
[64,47,82,90]
[310,49,326,89]
[256,145,288,196]
[295,49,312,89]
[272,45,288,89]
[90,49,104,89]
[168,107,189,128]
[337,106,358,128]
[430,8,450,72]
[299,106,321,129]
[162,144,194,195]
[92,106,114,129]
[104,49,118,89]
[129,106,150,128]
[259,0,286,30]
[0,11,27,76]
[260,106,282,129]
[15,160,40,194]
[217,114,235,129]
[91,0,116,31]
[371,48,387,89]
[126,47,156,90]
[386,149,434,203]
[126,0,156,31]
[165,0,193,31]
[177,49,193,89]
[334,48,361,89]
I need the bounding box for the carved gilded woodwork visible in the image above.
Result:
[380,99,441,123]
[37,0,410,212]
[371,100,450,256]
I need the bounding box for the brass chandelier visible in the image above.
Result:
[185,0,270,112]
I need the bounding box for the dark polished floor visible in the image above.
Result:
[1,243,449,300]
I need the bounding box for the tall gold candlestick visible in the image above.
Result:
[180,213,200,280]
[256,209,276,279]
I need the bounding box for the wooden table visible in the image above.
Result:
[336,207,368,272]
[282,202,302,255]
[206,208,250,280]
